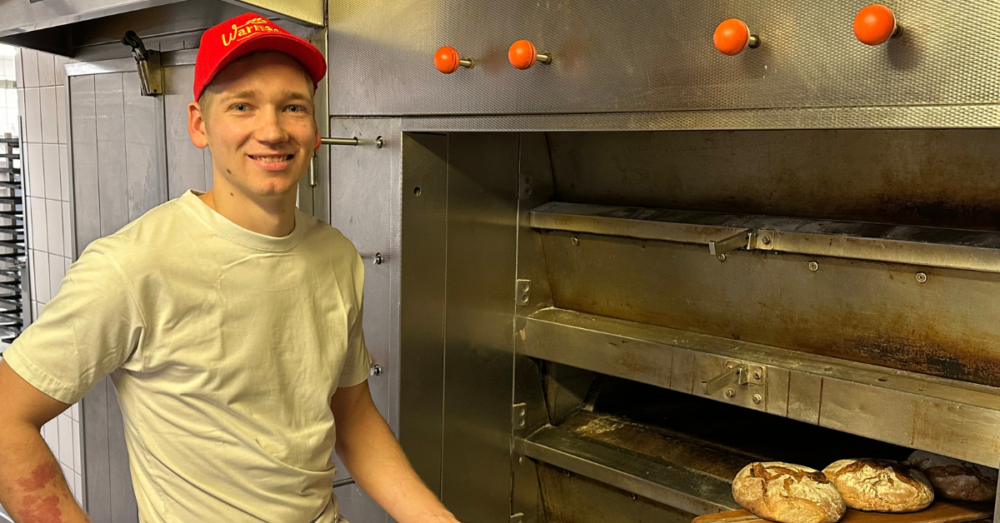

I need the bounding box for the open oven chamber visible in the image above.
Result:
[388,129,1000,523]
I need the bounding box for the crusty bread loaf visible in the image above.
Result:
[732,462,846,523]
[823,459,934,512]
[906,451,998,502]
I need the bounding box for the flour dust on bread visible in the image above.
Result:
[906,451,998,502]
[732,462,846,523]
[822,459,934,512]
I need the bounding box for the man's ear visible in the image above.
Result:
[314,131,322,151]
[188,101,209,149]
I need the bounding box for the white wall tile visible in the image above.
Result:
[25,142,43,198]
[56,86,67,144]
[57,413,73,469]
[45,200,63,257]
[36,53,55,87]
[59,463,72,491]
[71,419,81,472]
[19,49,38,89]
[54,55,70,87]
[36,301,44,315]
[28,198,47,251]
[33,250,49,303]
[23,88,39,144]
[48,252,66,296]
[43,144,60,200]
[3,57,17,82]
[73,472,83,506]
[63,202,72,257]
[43,418,59,458]
[60,145,70,201]
[40,87,57,144]
[13,51,22,87]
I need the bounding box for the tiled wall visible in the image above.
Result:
[10,47,83,507]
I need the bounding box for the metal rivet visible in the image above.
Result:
[369,364,382,377]
[571,237,579,246]
[753,371,762,380]
[762,236,772,245]
[372,253,383,265]
[717,253,727,262]
[916,272,928,283]
[563,470,572,477]
[519,456,524,464]
[375,137,384,149]
[808,261,819,272]
[753,394,762,404]
[413,187,421,195]
[725,388,735,399]
[519,419,526,427]
[628,493,637,501]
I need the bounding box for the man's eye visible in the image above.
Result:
[233,103,249,111]
[287,105,305,113]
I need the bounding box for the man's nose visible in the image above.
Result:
[254,107,289,144]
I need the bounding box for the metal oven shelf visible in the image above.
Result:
[530,201,1000,274]
[522,307,1000,468]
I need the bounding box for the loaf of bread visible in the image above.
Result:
[732,462,846,523]
[823,459,934,512]
[906,451,998,502]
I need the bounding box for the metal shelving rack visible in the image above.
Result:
[0,135,27,344]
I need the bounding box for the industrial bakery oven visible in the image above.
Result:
[323,1,1000,523]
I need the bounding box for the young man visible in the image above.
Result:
[0,13,460,523]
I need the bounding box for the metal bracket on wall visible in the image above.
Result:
[512,403,528,431]
[515,279,531,306]
[121,31,162,96]
[701,360,767,411]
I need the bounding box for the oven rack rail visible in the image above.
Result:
[520,307,1000,469]
[530,201,1000,274]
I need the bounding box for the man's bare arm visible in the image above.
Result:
[331,380,461,523]
[0,360,91,523]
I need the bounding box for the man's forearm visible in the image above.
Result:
[0,422,91,523]
[335,407,456,523]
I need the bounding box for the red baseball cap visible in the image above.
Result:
[193,13,326,101]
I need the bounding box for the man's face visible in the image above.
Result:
[188,52,318,199]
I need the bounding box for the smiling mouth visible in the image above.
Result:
[248,154,294,163]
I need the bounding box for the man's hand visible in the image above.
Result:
[331,380,463,523]
[0,360,92,523]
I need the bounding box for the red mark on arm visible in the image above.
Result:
[15,462,59,492]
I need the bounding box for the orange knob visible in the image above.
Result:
[854,4,899,46]
[434,46,474,74]
[714,19,760,56]
[508,39,552,70]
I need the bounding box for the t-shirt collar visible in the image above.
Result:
[179,189,304,252]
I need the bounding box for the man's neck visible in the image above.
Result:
[197,187,297,238]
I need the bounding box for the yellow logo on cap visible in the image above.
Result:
[222,17,280,46]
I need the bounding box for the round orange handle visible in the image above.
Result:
[854,4,898,46]
[434,46,461,74]
[714,19,755,56]
[509,40,539,69]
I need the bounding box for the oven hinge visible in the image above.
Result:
[701,360,768,411]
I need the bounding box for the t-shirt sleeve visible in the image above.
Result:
[337,253,371,388]
[1,247,146,405]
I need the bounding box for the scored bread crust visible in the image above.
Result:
[906,451,998,502]
[823,459,934,512]
[733,462,847,523]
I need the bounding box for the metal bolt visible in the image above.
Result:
[628,493,637,501]
[373,253,384,265]
[519,456,524,464]
[369,364,382,377]
[571,237,579,246]
[762,236,772,245]
[375,137,385,149]
[563,470,572,478]
[725,388,735,399]
[717,253,727,262]
[753,370,762,380]
[916,272,928,283]
[808,261,819,272]
[519,419,526,427]
[753,394,762,404]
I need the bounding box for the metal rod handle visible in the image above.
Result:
[320,137,385,148]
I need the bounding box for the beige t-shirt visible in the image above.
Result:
[3,190,371,523]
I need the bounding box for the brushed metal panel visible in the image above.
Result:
[69,75,101,254]
[122,73,168,221]
[786,373,823,425]
[540,230,1000,387]
[441,133,520,523]
[163,65,206,198]
[330,0,1000,116]
[399,132,449,499]
[327,117,402,523]
[94,73,129,235]
[401,105,1000,132]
